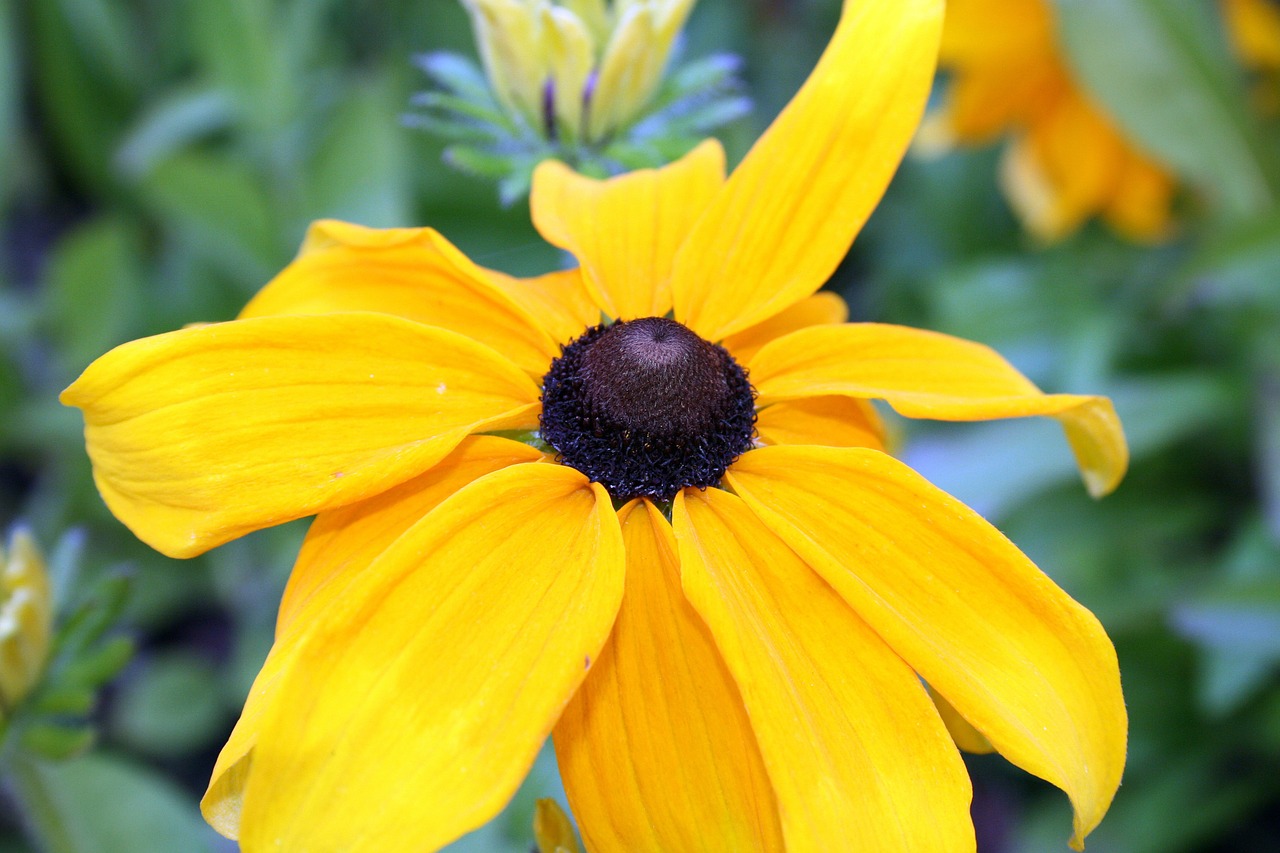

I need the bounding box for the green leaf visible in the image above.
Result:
[1171,580,1280,656]
[1177,210,1280,311]
[137,151,281,284]
[1055,0,1278,219]
[6,753,219,853]
[111,652,225,757]
[42,217,144,378]
[306,78,412,228]
[20,723,95,761]
[115,86,234,178]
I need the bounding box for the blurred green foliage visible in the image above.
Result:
[0,0,1278,850]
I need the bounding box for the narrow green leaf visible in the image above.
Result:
[7,754,219,853]
[1055,0,1278,218]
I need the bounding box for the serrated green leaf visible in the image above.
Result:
[1055,0,1278,218]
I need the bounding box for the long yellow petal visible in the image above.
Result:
[555,500,783,852]
[240,220,561,376]
[60,314,541,558]
[720,291,848,365]
[238,464,625,852]
[726,446,1127,850]
[749,323,1127,496]
[755,396,886,451]
[487,267,601,350]
[673,487,975,852]
[670,0,943,340]
[201,437,541,839]
[531,140,726,320]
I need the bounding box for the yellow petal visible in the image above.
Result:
[201,436,542,839]
[673,487,975,852]
[240,220,561,376]
[1103,148,1176,243]
[720,291,848,364]
[555,500,783,852]
[60,314,541,558]
[238,464,625,852]
[670,0,943,340]
[276,436,544,637]
[749,323,1127,496]
[726,446,1127,849]
[487,267,601,349]
[755,396,886,451]
[929,685,995,756]
[531,140,726,320]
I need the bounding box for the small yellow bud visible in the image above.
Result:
[0,530,53,715]
[533,798,581,853]
[461,0,697,143]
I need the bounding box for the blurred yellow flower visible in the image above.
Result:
[1225,0,1280,71]
[0,530,53,715]
[63,0,1128,850]
[927,0,1176,242]
[462,0,695,142]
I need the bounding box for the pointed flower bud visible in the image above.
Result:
[533,798,581,853]
[409,0,749,203]
[0,530,53,716]
[463,0,695,143]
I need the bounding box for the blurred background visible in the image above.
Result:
[1,0,1279,850]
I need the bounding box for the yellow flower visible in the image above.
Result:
[62,1,1128,850]
[0,530,53,715]
[927,0,1176,242]
[1224,0,1280,71]
[462,0,695,142]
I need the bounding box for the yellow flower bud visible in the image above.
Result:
[0,531,53,715]
[533,798,580,853]
[460,0,697,143]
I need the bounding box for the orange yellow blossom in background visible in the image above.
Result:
[927,0,1177,242]
[61,0,1129,850]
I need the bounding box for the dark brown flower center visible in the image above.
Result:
[539,317,756,502]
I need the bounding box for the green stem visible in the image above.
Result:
[5,755,79,853]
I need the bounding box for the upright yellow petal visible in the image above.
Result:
[727,446,1127,850]
[671,0,943,340]
[486,267,602,350]
[555,500,783,852]
[531,140,726,320]
[201,437,542,839]
[60,314,540,558]
[749,323,1127,496]
[674,487,975,853]
[240,220,562,376]
[720,291,848,365]
[238,464,625,853]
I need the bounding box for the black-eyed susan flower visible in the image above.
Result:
[62,1,1128,850]
[925,0,1176,242]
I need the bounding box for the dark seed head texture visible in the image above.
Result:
[539,317,757,502]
